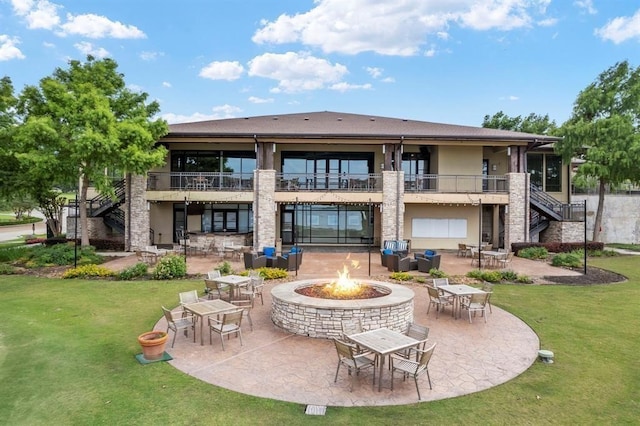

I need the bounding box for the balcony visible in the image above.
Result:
[277,173,381,192]
[146,172,508,194]
[147,172,254,191]
[404,174,508,193]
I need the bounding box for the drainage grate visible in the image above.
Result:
[305,405,327,416]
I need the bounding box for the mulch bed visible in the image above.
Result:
[542,265,627,285]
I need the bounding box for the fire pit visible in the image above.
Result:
[271,262,414,339]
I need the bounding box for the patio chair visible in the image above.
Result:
[178,290,200,317]
[204,279,231,301]
[332,338,377,392]
[417,254,441,272]
[398,322,430,361]
[461,292,491,323]
[230,299,253,331]
[244,252,268,269]
[208,309,244,350]
[457,243,470,257]
[432,277,449,288]
[275,253,299,271]
[495,252,514,269]
[162,306,196,347]
[426,286,454,318]
[390,342,437,400]
[387,254,417,272]
[239,275,265,305]
[481,282,494,313]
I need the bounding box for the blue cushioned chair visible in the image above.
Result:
[262,246,276,257]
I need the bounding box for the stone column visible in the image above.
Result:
[126,174,150,251]
[504,172,528,250]
[253,169,276,250]
[381,171,404,243]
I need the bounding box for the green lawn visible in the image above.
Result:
[0,256,638,425]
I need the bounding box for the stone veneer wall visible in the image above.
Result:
[271,280,414,339]
[381,171,404,243]
[66,216,112,240]
[126,174,150,251]
[505,173,528,249]
[253,169,276,251]
[542,221,584,243]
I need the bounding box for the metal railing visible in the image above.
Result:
[530,184,584,221]
[147,172,254,191]
[404,174,509,193]
[277,173,381,192]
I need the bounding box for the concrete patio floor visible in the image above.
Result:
[113,250,580,407]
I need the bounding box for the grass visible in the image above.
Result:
[607,243,640,252]
[0,256,639,424]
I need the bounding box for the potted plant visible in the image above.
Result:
[137,330,168,361]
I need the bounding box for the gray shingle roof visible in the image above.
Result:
[166,111,559,143]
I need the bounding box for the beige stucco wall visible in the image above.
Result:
[404,204,480,251]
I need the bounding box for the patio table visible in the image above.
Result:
[210,274,251,299]
[348,328,420,391]
[183,300,237,345]
[439,284,486,319]
[481,250,506,268]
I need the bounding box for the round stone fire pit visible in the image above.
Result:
[271,279,414,339]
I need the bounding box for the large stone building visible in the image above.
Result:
[72,111,585,252]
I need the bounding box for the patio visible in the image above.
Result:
[128,251,580,406]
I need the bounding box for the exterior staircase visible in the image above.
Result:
[88,179,126,233]
[529,184,584,240]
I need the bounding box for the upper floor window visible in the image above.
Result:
[528,153,562,192]
[171,151,255,174]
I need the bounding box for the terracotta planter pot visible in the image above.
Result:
[138,330,168,361]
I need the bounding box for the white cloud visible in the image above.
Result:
[366,67,383,78]
[128,84,143,92]
[538,18,557,27]
[574,0,597,15]
[162,105,243,124]
[381,77,395,83]
[162,81,172,88]
[12,0,61,30]
[248,51,348,93]
[329,82,372,92]
[595,10,640,44]
[500,95,520,101]
[42,41,55,48]
[59,13,146,39]
[0,35,26,61]
[74,41,109,58]
[140,51,164,61]
[248,96,274,104]
[252,0,551,56]
[424,47,436,57]
[199,61,245,81]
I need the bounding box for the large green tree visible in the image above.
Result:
[15,56,168,246]
[0,76,19,197]
[482,111,557,135]
[555,60,640,242]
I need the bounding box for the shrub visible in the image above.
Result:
[216,261,233,275]
[429,268,447,278]
[258,267,289,280]
[552,252,582,267]
[466,269,484,280]
[153,255,187,280]
[415,276,427,284]
[0,263,17,274]
[500,270,519,282]
[518,246,548,260]
[516,274,533,284]
[390,271,413,281]
[23,244,103,267]
[62,264,115,279]
[480,270,503,283]
[117,262,149,280]
[0,246,30,263]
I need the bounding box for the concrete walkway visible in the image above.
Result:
[115,250,579,407]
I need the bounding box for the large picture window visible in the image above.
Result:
[527,153,562,192]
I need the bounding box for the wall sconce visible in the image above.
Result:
[273,143,277,153]
[382,145,385,154]
[492,164,497,171]
[507,147,511,156]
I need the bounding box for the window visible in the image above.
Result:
[528,154,543,188]
[545,155,562,192]
[412,218,467,239]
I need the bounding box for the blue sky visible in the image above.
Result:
[1,0,639,126]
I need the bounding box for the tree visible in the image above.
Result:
[15,56,168,246]
[0,76,20,197]
[482,111,557,135]
[555,61,640,242]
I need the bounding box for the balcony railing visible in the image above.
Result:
[277,173,381,192]
[146,172,508,194]
[147,172,254,191]
[404,174,508,193]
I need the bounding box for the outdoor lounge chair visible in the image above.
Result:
[416,254,441,272]
[461,292,491,323]
[426,286,454,318]
[208,309,244,350]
